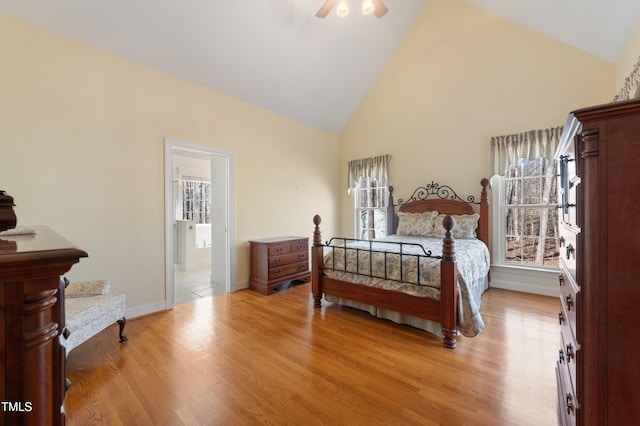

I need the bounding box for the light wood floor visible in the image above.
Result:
[65,284,561,425]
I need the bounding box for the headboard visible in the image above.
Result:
[386,179,490,246]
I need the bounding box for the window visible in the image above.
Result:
[490,126,563,269]
[355,176,388,240]
[348,154,390,240]
[502,158,559,267]
[178,180,211,224]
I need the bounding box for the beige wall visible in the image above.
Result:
[0,14,340,314]
[339,0,615,236]
[616,20,640,91]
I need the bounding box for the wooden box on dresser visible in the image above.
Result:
[0,226,87,426]
[555,98,640,425]
[249,236,310,295]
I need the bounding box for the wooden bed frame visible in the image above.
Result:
[311,179,490,349]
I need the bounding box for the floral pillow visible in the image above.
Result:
[432,213,480,239]
[396,211,438,236]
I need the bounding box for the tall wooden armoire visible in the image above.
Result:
[555,98,640,425]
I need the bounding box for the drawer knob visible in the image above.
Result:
[566,294,573,311]
[298,253,305,259]
[274,259,281,265]
[566,243,575,259]
[558,312,564,325]
[566,393,574,414]
[566,343,574,362]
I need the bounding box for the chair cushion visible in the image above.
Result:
[63,293,126,353]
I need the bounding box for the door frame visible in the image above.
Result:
[164,138,235,309]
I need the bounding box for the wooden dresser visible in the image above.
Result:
[554,99,640,425]
[249,236,310,295]
[0,226,87,426]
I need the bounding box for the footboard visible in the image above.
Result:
[311,215,459,349]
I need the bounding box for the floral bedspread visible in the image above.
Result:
[322,235,491,336]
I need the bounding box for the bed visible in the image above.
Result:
[311,179,490,349]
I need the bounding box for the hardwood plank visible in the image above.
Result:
[65,285,560,425]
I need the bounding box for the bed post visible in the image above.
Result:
[386,186,396,236]
[312,215,323,308]
[477,178,490,248]
[440,215,458,349]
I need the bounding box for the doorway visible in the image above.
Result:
[164,139,235,308]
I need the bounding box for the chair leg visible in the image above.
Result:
[117,317,128,342]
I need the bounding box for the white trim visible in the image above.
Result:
[490,173,559,269]
[489,174,561,297]
[490,174,505,262]
[164,139,236,310]
[125,301,167,319]
[164,141,175,309]
[235,278,249,290]
[490,265,560,297]
[555,114,581,161]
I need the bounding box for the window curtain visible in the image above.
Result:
[490,127,564,176]
[349,155,390,240]
[347,154,391,195]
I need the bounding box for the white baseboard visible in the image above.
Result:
[234,278,249,291]
[125,279,250,319]
[490,266,560,297]
[126,301,167,319]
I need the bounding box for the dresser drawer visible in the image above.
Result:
[269,250,308,267]
[558,138,579,226]
[268,261,309,280]
[290,239,308,253]
[559,223,579,284]
[267,239,308,256]
[558,270,579,343]
[556,362,578,426]
[564,176,579,227]
[268,243,291,256]
[560,320,579,396]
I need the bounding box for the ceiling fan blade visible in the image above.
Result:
[315,0,338,18]
[372,0,388,18]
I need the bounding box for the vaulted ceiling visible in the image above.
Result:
[1,0,639,134]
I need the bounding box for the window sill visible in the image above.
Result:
[490,264,560,297]
[492,263,559,275]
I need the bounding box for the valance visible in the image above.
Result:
[347,154,390,194]
[490,127,563,176]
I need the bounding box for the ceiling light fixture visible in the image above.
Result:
[336,0,349,17]
[315,0,388,19]
[362,0,375,15]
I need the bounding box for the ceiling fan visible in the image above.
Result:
[315,0,389,19]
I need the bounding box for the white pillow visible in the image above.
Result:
[396,211,438,236]
[433,213,480,239]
